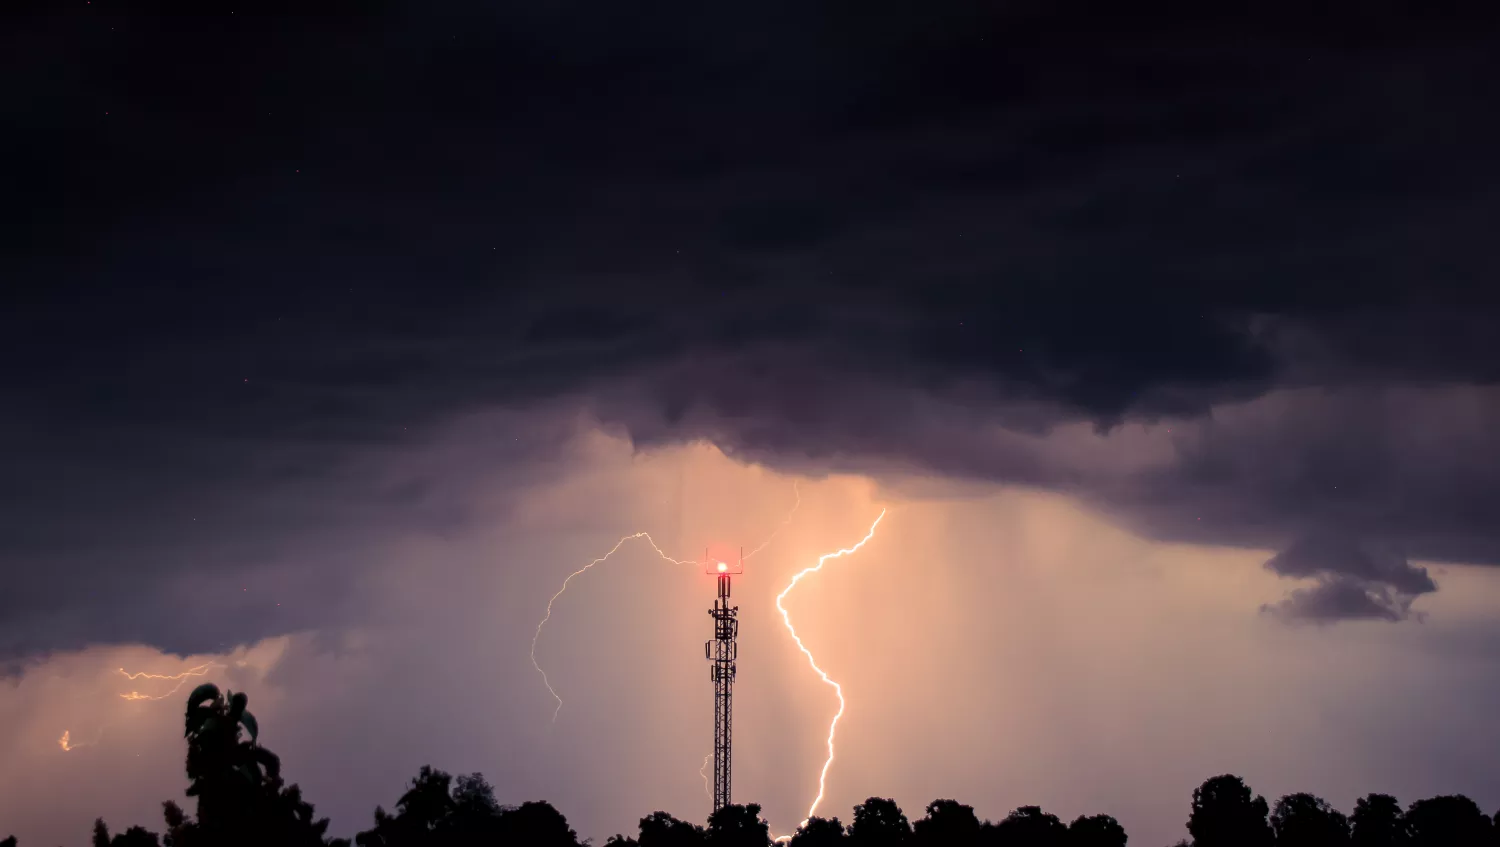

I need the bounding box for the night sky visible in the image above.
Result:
[5,1,1500,845]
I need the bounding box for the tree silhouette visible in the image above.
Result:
[31,689,1500,847]
[790,817,847,847]
[447,773,506,845]
[170,683,343,847]
[352,766,574,847]
[0,836,13,847]
[1404,795,1493,847]
[988,806,1067,847]
[498,800,580,847]
[1351,795,1406,847]
[1271,793,1350,847]
[162,800,191,847]
[849,798,911,847]
[451,774,501,819]
[914,800,980,847]
[1067,814,1127,847]
[93,818,162,847]
[356,765,459,847]
[639,811,706,847]
[1187,775,1273,847]
[708,804,771,847]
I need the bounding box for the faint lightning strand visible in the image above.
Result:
[775,508,887,834]
[531,532,697,722]
[58,727,105,752]
[700,754,713,799]
[117,662,220,701]
[744,480,801,561]
[59,662,222,754]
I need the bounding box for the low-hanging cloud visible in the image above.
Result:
[597,368,1498,625]
[1259,534,1437,623]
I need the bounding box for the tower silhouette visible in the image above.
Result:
[705,551,741,813]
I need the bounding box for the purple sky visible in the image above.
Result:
[4,416,1499,846]
[7,2,1500,844]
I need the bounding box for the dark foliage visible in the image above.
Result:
[1404,795,1492,847]
[1068,814,1128,847]
[1270,793,1350,847]
[1189,775,1274,847]
[16,689,1500,847]
[1350,795,1407,847]
[498,801,580,847]
[351,766,582,847]
[988,806,1069,847]
[114,826,161,847]
[914,801,979,847]
[168,684,344,847]
[849,799,911,847]
[790,818,846,847]
[708,804,771,847]
[640,812,708,847]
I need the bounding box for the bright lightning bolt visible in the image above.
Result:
[117,662,219,701]
[58,730,79,752]
[775,508,887,835]
[531,532,697,722]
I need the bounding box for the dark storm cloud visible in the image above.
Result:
[1265,535,1436,596]
[5,0,1500,653]
[1259,535,1437,623]
[1261,578,1421,624]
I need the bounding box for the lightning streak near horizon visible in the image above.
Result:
[773,508,887,839]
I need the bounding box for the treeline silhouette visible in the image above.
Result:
[6,687,1500,847]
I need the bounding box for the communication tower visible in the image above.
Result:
[705,550,742,813]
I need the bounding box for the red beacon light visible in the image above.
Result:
[704,547,744,575]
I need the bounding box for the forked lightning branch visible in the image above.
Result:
[529,487,887,838]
